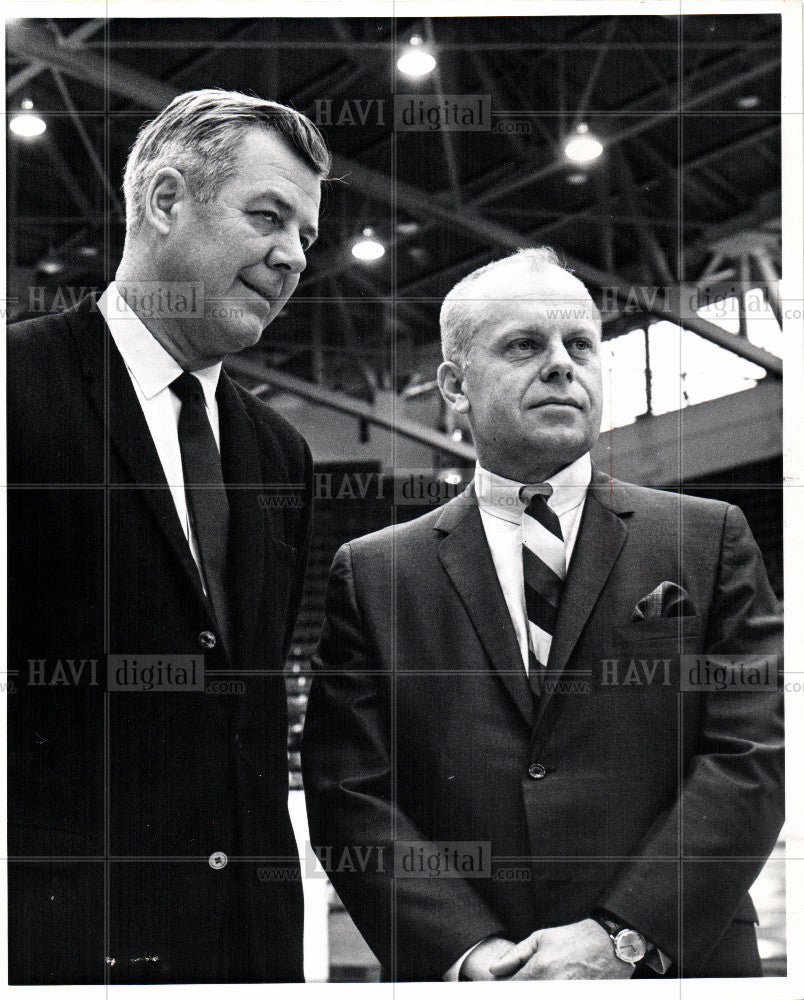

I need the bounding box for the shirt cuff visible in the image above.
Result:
[644,944,672,975]
[443,937,495,981]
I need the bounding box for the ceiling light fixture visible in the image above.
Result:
[397,35,436,78]
[564,122,603,164]
[10,98,46,138]
[351,227,385,262]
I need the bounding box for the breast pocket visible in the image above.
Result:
[613,615,703,652]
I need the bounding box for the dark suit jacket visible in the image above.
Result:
[302,472,784,981]
[7,295,312,984]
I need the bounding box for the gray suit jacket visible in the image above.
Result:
[302,470,783,980]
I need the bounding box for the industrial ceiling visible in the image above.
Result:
[7,14,782,399]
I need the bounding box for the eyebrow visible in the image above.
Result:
[249,189,319,242]
[494,322,600,341]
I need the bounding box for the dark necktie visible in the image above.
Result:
[521,484,566,699]
[170,372,231,656]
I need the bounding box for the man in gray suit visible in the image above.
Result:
[302,247,783,981]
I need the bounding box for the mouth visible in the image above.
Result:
[239,276,277,306]
[529,398,583,410]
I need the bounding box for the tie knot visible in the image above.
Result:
[170,371,204,404]
[519,482,553,508]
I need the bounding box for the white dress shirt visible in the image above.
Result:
[475,453,592,673]
[98,282,223,583]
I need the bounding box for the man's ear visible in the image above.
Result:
[144,167,188,236]
[437,360,470,414]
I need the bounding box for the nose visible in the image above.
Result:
[540,337,574,383]
[267,229,307,275]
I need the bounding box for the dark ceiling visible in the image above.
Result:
[6,14,781,393]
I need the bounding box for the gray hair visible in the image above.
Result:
[123,89,331,230]
[440,247,567,365]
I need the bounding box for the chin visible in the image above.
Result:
[531,426,584,448]
[215,320,264,356]
[528,434,590,466]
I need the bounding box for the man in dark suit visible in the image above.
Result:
[302,247,784,981]
[7,89,329,984]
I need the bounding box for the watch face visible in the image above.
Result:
[614,929,647,964]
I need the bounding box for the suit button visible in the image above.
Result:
[199,631,216,649]
[528,763,547,780]
[208,851,228,869]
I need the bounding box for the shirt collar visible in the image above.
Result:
[475,452,592,526]
[98,281,222,410]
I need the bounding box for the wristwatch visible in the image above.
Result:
[590,912,648,965]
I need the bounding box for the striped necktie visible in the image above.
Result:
[521,484,566,699]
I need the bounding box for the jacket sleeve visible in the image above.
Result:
[301,542,506,981]
[601,504,784,973]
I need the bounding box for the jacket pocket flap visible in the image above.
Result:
[614,615,703,645]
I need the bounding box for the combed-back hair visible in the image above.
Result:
[123,89,331,229]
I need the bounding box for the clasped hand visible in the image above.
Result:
[462,919,636,981]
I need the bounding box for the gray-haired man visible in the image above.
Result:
[8,89,329,984]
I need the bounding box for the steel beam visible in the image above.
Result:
[612,148,674,284]
[752,246,782,326]
[50,68,125,221]
[10,19,781,376]
[227,362,477,461]
[302,96,779,293]
[574,16,619,121]
[590,274,783,376]
[425,18,463,207]
[6,20,178,109]
[39,133,95,217]
[7,18,106,95]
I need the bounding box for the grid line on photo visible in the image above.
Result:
[4,7,788,988]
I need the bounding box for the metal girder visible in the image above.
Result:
[227,361,476,461]
[684,194,781,268]
[752,246,782,326]
[302,76,780,292]
[7,18,106,95]
[562,255,782,376]
[39,132,95,217]
[574,16,619,121]
[49,68,126,222]
[8,19,781,378]
[58,38,780,53]
[612,148,674,284]
[6,20,177,109]
[425,18,463,207]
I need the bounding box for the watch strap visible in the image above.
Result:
[590,910,649,964]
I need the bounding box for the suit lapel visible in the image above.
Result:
[217,371,266,667]
[437,489,535,729]
[539,469,631,721]
[65,296,208,607]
